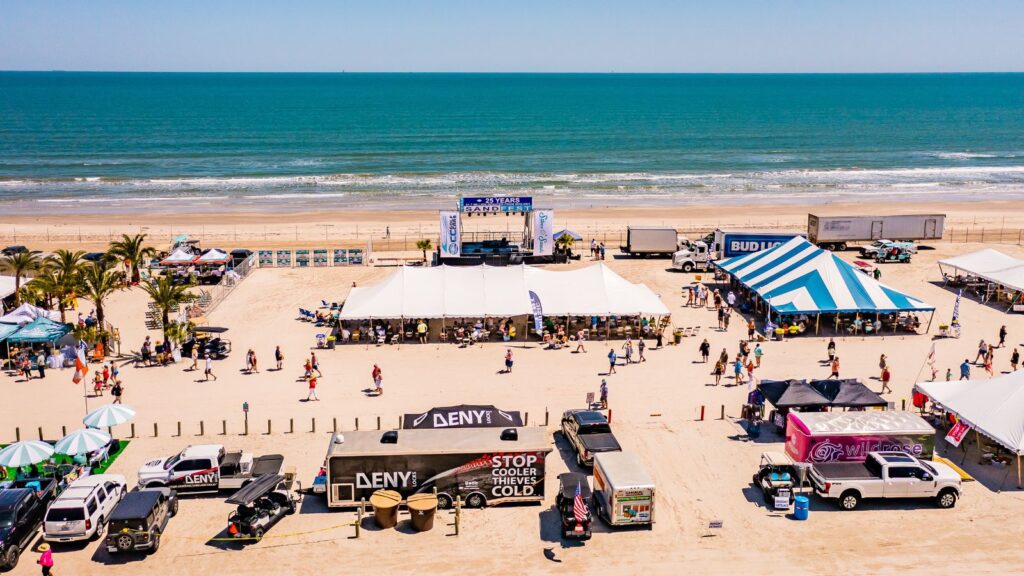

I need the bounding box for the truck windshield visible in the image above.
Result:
[163,454,181,470]
[921,462,937,475]
[46,507,86,522]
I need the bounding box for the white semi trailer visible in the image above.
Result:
[807,214,945,251]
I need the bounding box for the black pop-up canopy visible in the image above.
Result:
[759,379,887,410]
[810,379,888,408]
[402,405,523,430]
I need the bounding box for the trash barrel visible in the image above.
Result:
[673,331,683,345]
[370,489,402,529]
[406,493,438,532]
[793,495,810,521]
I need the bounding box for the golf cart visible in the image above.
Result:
[555,473,593,540]
[225,473,297,542]
[752,452,798,510]
[182,326,232,359]
[873,242,914,264]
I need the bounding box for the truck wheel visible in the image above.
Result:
[92,517,106,541]
[3,545,19,570]
[936,489,958,509]
[254,527,265,541]
[148,533,161,554]
[838,243,848,251]
[436,494,453,510]
[170,499,179,517]
[839,490,860,511]
[827,243,837,251]
[466,492,486,509]
[682,262,694,273]
[114,533,135,553]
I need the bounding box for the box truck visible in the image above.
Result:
[322,427,551,509]
[592,451,655,527]
[619,226,680,257]
[807,214,945,251]
[785,412,935,464]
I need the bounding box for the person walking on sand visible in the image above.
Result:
[190,346,198,371]
[622,338,633,364]
[945,368,952,382]
[747,319,756,341]
[244,349,253,373]
[879,354,888,380]
[311,352,322,377]
[575,330,587,353]
[881,366,892,394]
[204,354,217,381]
[699,339,710,363]
[599,379,608,409]
[827,338,836,361]
[754,343,763,368]
[372,363,383,395]
[829,356,840,379]
[733,356,744,386]
[607,348,617,375]
[637,339,646,362]
[746,357,755,386]
[974,340,988,364]
[718,348,729,368]
[504,349,514,373]
[37,543,54,576]
[306,375,319,401]
[111,380,124,404]
[1011,348,1020,371]
[275,345,283,370]
[716,306,725,330]
[722,307,731,330]
[250,350,258,373]
[999,325,1008,348]
[713,360,724,386]
[36,350,46,379]
[960,359,971,380]
[985,353,995,377]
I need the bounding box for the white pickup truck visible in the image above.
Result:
[810,451,961,511]
[138,444,284,494]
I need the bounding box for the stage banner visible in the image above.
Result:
[295,249,310,267]
[333,249,348,266]
[258,250,274,267]
[275,250,292,267]
[439,211,462,258]
[945,420,970,447]
[529,290,544,334]
[312,249,329,267]
[533,209,554,256]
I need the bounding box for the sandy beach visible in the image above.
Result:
[4,207,1024,574]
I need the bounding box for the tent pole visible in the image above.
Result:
[1018,455,1022,489]
[925,310,935,334]
[815,313,820,335]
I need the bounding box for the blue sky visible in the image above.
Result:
[2,0,1022,72]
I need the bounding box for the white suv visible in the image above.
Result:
[43,474,127,543]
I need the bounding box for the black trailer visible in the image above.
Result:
[323,427,551,509]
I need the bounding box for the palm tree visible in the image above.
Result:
[141,276,197,343]
[80,261,123,347]
[44,249,87,322]
[23,271,60,310]
[0,250,42,305]
[555,233,576,258]
[108,233,156,285]
[415,239,433,263]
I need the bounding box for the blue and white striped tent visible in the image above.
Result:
[715,236,934,315]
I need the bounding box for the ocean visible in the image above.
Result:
[1,72,1023,213]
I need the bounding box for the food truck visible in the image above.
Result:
[322,427,550,509]
[785,412,935,463]
[592,452,655,527]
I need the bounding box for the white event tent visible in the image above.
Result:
[0,275,17,301]
[339,264,669,320]
[916,371,1024,486]
[938,249,1024,297]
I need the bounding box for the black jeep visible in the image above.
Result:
[105,487,178,556]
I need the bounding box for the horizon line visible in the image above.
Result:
[2,69,1024,75]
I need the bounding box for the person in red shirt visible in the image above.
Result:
[306,375,319,401]
[372,364,383,395]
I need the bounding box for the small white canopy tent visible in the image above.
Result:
[0,275,17,301]
[0,303,61,326]
[161,247,199,266]
[938,248,1024,294]
[339,264,669,320]
[916,372,1024,486]
[196,249,230,265]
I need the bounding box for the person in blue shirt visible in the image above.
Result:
[607,348,617,375]
[960,359,971,380]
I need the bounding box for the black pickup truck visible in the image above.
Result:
[560,410,622,467]
[0,478,59,571]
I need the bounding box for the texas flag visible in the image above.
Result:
[72,347,89,384]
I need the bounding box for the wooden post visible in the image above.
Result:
[333,417,338,432]
[312,418,316,433]
[199,421,204,436]
[525,412,529,426]
[545,408,549,427]
[130,423,135,438]
[699,406,705,421]
[176,422,181,437]
[455,496,461,536]
[61,425,66,437]
[355,417,359,430]
[1018,455,1022,489]
[15,427,20,441]
[38,427,43,441]
[267,419,272,435]
[244,418,248,436]
[901,399,906,411]
[153,423,158,437]
[377,416,381,430]
[720,405,725,420]
[356,498,364,538]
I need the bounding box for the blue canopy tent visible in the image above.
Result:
[552,229,583,241]
[7,316,71,344]
[0,323,18,343]
[715,236,935,334]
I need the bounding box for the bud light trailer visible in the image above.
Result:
[708,228,807,259]
[785,412,935,464]
[323,427,551,509]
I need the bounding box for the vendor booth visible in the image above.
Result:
[758,379,887,432]
[715,236,935,335]
[916,371,1024,487]
[785,411,935,463]
[0,303,61,326]
[938,249,1024,310]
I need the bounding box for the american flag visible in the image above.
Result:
[952,289,962,322]
[573,481,587,522]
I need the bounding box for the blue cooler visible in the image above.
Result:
[793,495,810,521]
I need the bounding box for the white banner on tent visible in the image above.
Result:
[945,420,970,447]
[534,209,554,256]
[439,211,461,258]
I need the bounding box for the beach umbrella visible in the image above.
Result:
[0,440,54,468]
[83,404,136,428]
[54,428,112,456]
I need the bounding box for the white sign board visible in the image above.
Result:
[439,211,461,258]
[534,209,553,256]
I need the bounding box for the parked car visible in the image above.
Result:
[225,473,296,541]
[138,444,284,493]
[752,452,799,510]
[105,487,178,555]
[810,452,961,510]
[43,474,127,543]
[555,472,592,540]
[0,246,28,256]
[0,480,58,571]
[560,410,622,467]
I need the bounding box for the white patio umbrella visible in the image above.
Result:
[83,404,136,429]
[0,441,55,468]
[54,428,112,456]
